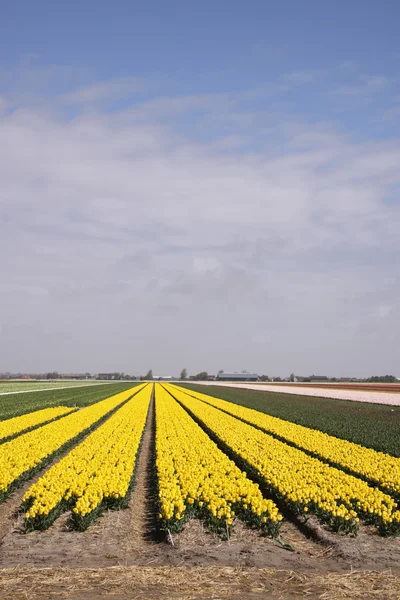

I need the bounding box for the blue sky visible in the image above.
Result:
[1,2,400,375]
[2,2,400,77]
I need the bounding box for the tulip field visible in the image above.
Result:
[22,383,151,531]
[0,380,399,546]
[155,384,282,537]
[167,384,400,536]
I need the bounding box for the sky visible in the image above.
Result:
[1,1,400,377]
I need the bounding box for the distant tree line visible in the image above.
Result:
[190,371,209,381]
[46,372,59,379]
[96,372,137,380]
[365,375,397,383]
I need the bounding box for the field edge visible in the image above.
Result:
[0,565,399,600]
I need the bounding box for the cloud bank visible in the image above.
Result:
[1,64,399,376]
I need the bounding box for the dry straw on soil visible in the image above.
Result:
[1,566,400,600]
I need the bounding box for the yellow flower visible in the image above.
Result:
[154,384,282,536]
[165,383,400,535]
[21,384,150,530]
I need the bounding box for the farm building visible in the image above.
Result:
[216,372,259,382]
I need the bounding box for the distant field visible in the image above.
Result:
[196,381,400,407]
[252,381,400,393]
[0,380,106,394]
[183,383,400,457]
[0,382,137,420]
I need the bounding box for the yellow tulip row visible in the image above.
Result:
[0,385,142,502]
[155,384,282,537]
[166,385,400,536]
[172,386,400,500]
[22,384,151,530]
[0,406,75,444]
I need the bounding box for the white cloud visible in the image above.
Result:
[335,74,392,97]
[192,257,221,273]
[1,69,400,376]
[0,96,7,114]
[60,76,148,104]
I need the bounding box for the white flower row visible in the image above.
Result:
[193,382,400,406]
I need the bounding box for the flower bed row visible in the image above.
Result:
[22,384,152,531]
[166,385,400,536]
[155,384,282,538]
[0,385,144,503]
[172,385,400,501]
[0,406,76,445]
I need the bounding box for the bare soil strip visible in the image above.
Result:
[0,565,399,600]
[123,389,159,554]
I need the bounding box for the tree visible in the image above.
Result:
[142,369,153,380]
[289,373,295,382]
[218,369,224,375]
[180,368,188,380]
[46,371,59,380]
[366,375,397,383]
[194,371,208,381]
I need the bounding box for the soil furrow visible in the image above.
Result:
[123,386,158,554]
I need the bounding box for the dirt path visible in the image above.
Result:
[123,390,158,555]
[0,489,22,545]
[1,565,399,600]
